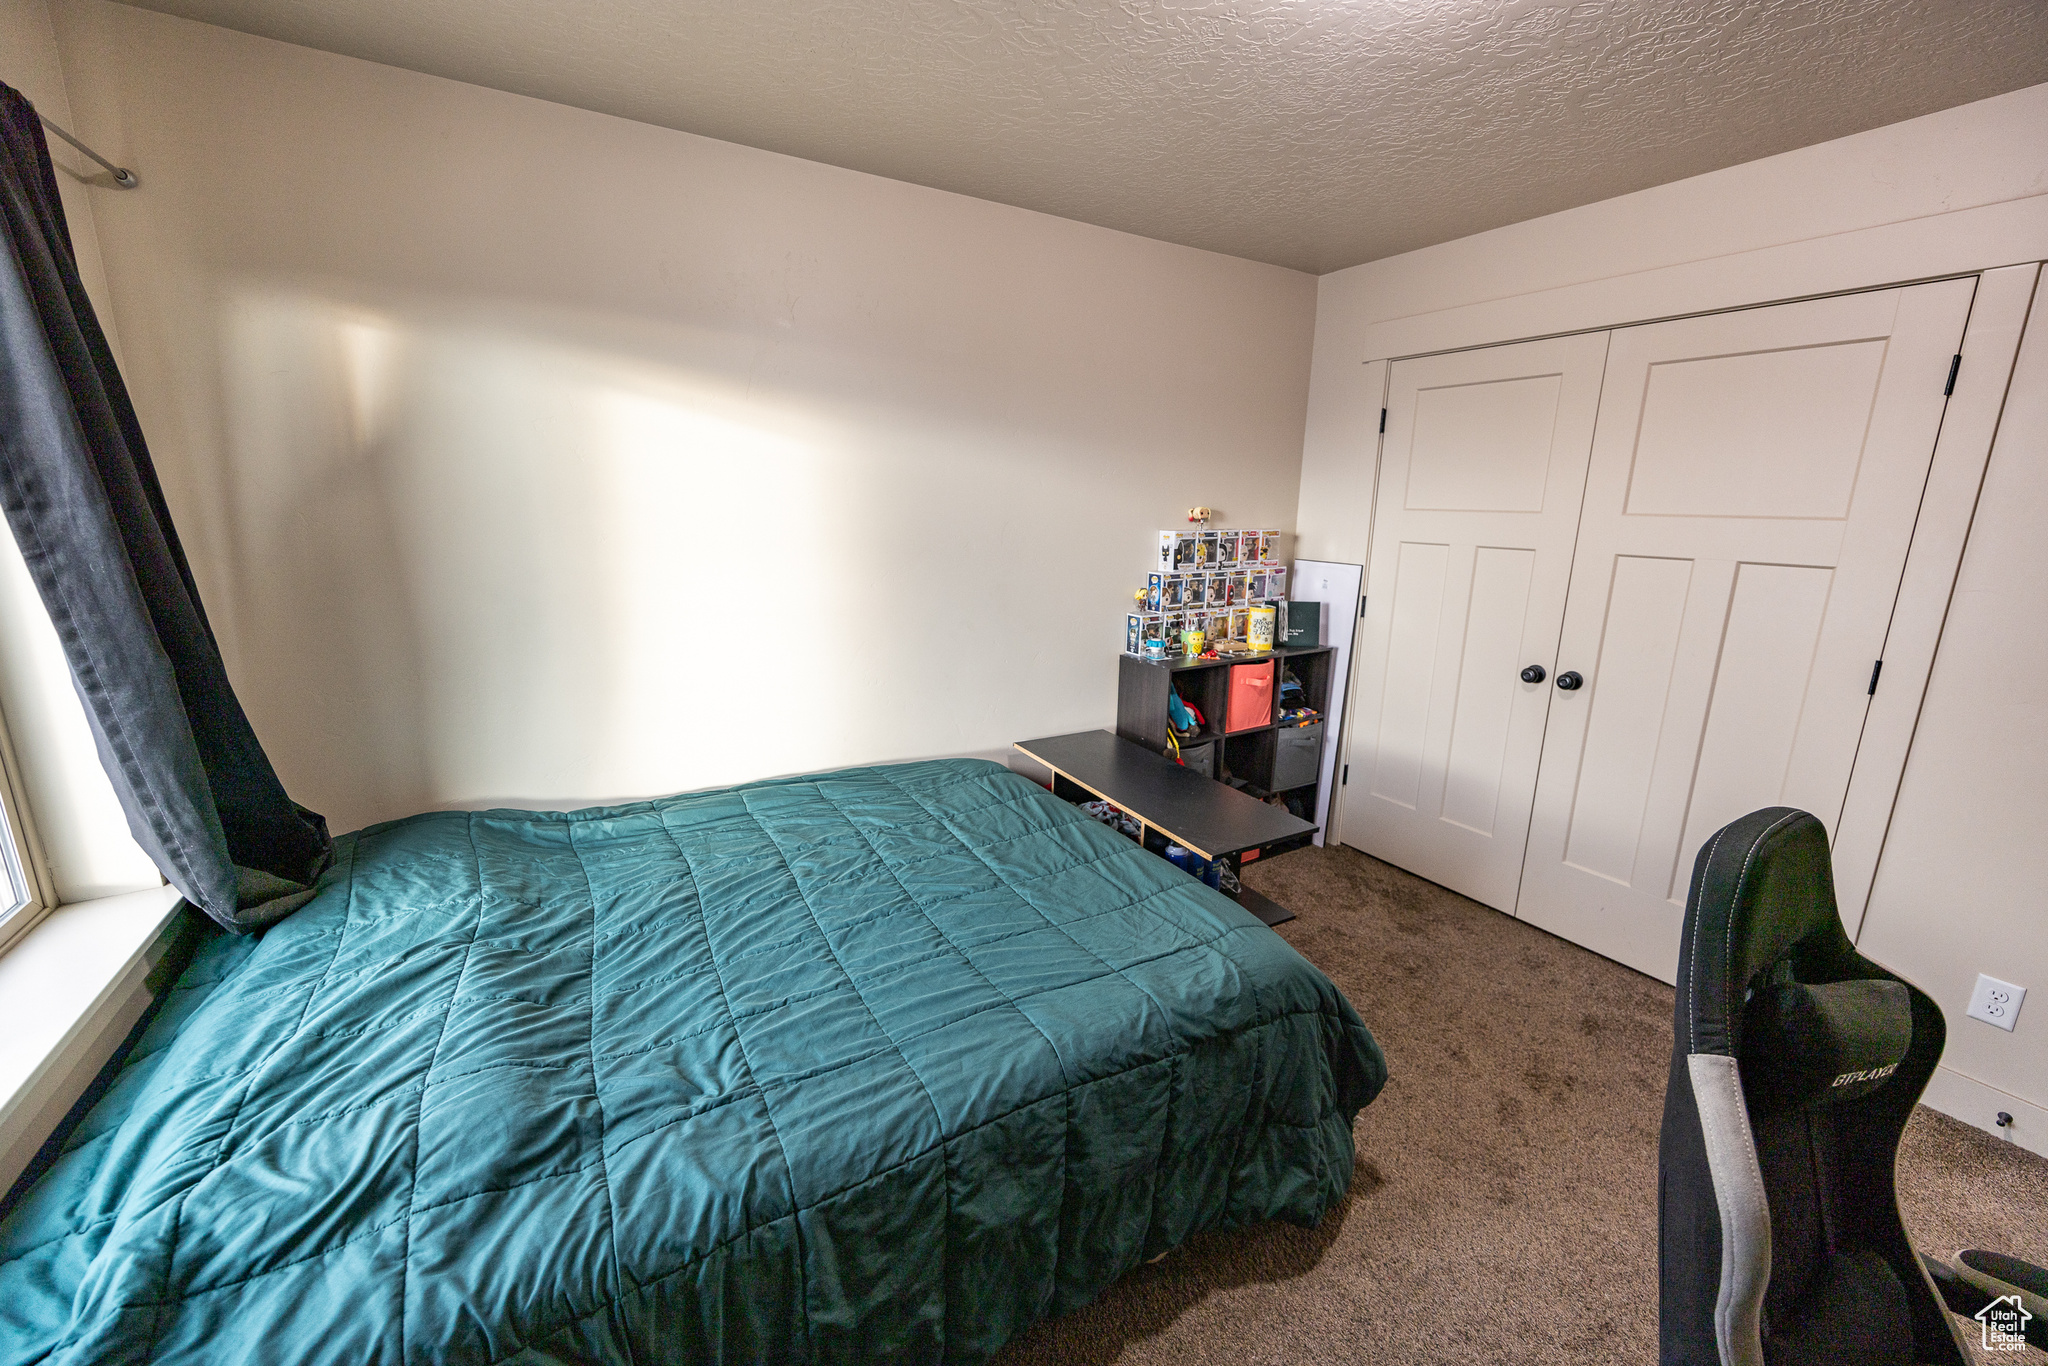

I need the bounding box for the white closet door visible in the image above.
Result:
[1343,333,1608,910]
[1516,279,1976,981]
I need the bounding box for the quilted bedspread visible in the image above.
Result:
[0,759,1384,1365]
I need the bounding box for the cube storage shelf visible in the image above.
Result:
[1115,645,1334,806]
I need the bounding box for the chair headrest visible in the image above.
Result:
[1679,807,1858,1058]
[1740,977,1913,1112]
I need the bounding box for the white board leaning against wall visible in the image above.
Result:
[1287,560,1362,847]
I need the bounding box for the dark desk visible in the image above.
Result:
[1013,729,1315,926]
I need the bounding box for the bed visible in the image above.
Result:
[0,758,1385,1365]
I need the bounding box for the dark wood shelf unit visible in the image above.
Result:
[1116,645,1334,805]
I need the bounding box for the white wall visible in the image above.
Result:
[0,0,160,902]
[31,0,1316,839]
[1295,83,2048,1145]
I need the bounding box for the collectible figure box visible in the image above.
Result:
[1157,530,1199,572]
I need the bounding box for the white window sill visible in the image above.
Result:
[0,884,185,1194]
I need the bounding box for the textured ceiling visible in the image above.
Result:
[113,0,2048,273]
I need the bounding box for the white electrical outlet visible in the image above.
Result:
[1966,974,2026,1032]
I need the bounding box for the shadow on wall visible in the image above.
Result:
[211,287,859,835]
[196,282,1194,837]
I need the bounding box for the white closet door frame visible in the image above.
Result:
[1332,358,1393,853]
[1830,263,2041,937]
[1337,265,2037,956]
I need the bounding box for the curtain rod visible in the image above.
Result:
[38,114,136,188]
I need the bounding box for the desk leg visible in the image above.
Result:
[1227,857,1295,927]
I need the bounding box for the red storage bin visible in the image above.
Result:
[1226,659,1274,733]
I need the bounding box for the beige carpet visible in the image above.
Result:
[993,844,2048,1366]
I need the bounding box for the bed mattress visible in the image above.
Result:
[0,758,1384,1364]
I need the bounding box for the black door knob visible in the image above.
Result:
[1556,671,1584,691]
[1520,665,1546,684]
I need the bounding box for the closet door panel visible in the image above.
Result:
[1517,278,1977,981]
[1366,540,1451,809]
[1623,339,1890,518]
[1669,561,1836,894]
[1559,554,1694,886]
[1343,332,1608,911]
[1440,546,1537,835]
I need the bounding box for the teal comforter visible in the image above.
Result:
[0,759,1384,1364]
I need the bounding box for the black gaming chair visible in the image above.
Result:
[1657,807,1969,1366]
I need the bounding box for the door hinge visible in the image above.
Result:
[1945,354,1961,396]
[1342,764,1349,785]
[1359,596,1368,618]
[1868,659,1884,695]
[1379,408,1387,434]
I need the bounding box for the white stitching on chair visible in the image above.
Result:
[1688,829,1729,1053]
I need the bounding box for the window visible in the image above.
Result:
[0,708,52,954]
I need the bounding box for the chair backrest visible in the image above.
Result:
[1658,808,1968,1366]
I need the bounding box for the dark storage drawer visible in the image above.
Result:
[1275,721,1323,790]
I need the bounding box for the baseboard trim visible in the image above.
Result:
[1919,1064,2048,1159]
